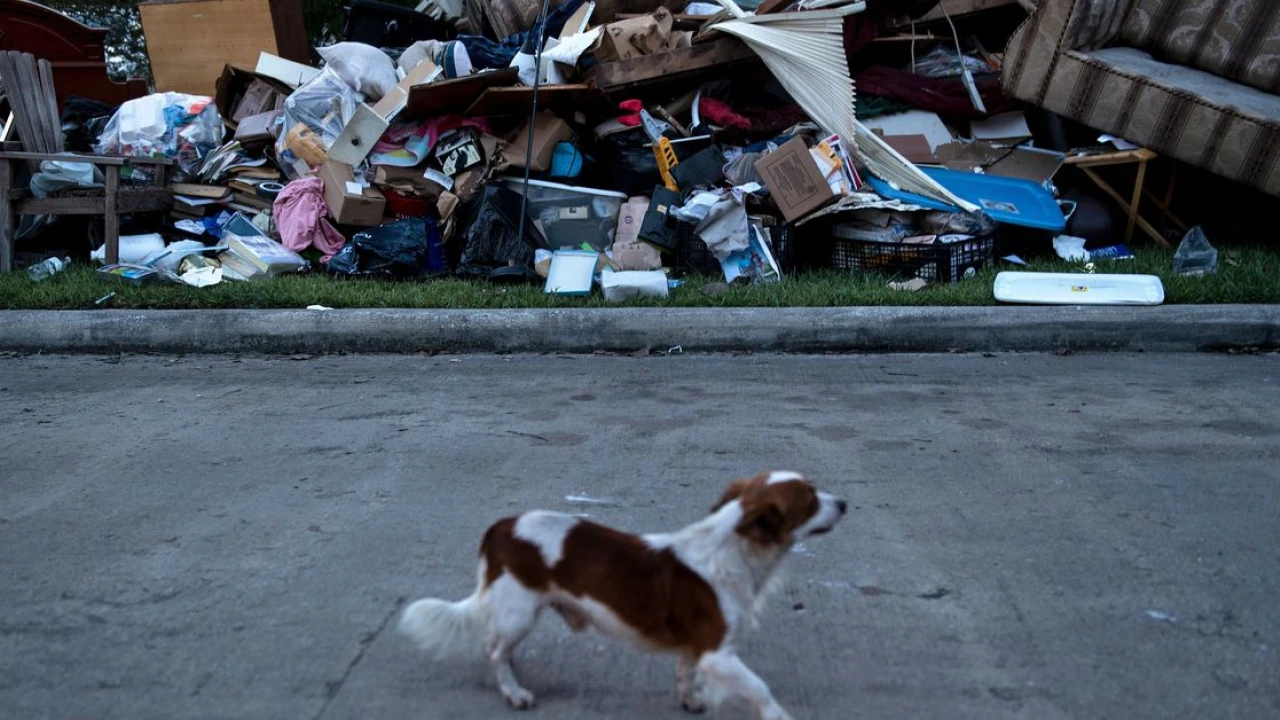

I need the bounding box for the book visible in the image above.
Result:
[220,231,307,277]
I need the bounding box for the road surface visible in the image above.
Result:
[1,352,1277,719]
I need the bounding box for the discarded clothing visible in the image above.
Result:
[274,177,346,262]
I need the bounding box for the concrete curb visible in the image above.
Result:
[1,305,1278,354]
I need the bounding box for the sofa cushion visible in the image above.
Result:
[1044,46,1280,195]
[1122,0,1280,94]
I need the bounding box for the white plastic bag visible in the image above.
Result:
[94,93,222,179]
[29,161,102,198]
[318,43,399,101]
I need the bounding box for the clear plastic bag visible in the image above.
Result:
[94,93,223,180]
[275,67,365,178]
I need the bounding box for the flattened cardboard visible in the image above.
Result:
[987,147,1064,184]
[754,137,836,223]
[319,161,386,227]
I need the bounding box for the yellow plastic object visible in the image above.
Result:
[654,136,679,191]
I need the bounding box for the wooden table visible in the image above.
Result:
[1064,148,1185,248]
[0,150,174,272]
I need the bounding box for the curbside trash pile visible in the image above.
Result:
[0,0,1209,304]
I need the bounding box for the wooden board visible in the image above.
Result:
[404,68,520,120]
[140,0,306,97]
[465,85,591,117]
[591,37,757,92]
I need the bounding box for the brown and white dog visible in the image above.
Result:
[399,471,847,720]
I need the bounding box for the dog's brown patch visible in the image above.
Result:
[479,517,727,656]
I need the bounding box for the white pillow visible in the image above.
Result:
[317,43,399,101]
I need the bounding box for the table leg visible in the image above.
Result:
[104,165,120,265]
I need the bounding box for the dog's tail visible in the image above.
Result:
[399,567,488,661]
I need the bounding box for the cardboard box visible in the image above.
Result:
[329,59,441,166]
[214,64,292,131]
[501,112,573,172]
[754,137,838,223]
[319,161,386,227]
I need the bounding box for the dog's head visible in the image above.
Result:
[712,471,847,548]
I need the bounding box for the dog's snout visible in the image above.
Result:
[836,499,848,515]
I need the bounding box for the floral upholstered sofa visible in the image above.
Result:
[1003,0,1280,197]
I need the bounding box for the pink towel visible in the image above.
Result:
[274,177,346,262]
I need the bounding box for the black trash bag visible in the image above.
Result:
[61,96,116,153]
[455,184,548,279]
[327,217,446,278]
[596,128,713,197]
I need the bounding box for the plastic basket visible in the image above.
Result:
[675,225,721,277]
[829,235,994,283]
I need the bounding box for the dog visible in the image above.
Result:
[399,471,847,720]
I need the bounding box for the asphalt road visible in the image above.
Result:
[1,352,1277,720]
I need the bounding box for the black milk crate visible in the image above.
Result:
[675,224,721,277]
[829,234,995,284]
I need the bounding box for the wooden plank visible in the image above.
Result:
[592,37,757,91]
[0,152,175,166]
[37,59,64,149]
[1065,148,1158,166]
[16,193,171,216]
[139,0,288,97]
[0,158,12,273]
[465,84,592,117]
[403,68,520,120]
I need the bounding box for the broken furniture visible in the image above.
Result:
[0,0,148,108]
[139,0,311,97]
[0,146,174,273]
[1065,148,1186,248]
[1003,0,1280,198]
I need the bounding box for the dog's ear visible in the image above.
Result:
[711,478,754,512]
[735,502,787,545]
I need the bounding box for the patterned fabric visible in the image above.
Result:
[1122,0,1280,93]
[1003,0,1280,196]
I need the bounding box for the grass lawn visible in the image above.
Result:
[1,247,1277,310]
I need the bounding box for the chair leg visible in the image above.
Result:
[104,165,120,265]
[1126,159,1148,246]
[0,159,13,273]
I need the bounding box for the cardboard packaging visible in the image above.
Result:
[214,64,292,131]
[594,8,674,63]
[328,58,441,166]
[501,112,573,172]
[319,161,386,227]
[754,137,838,223]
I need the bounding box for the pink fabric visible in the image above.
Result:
[274,177,346,262]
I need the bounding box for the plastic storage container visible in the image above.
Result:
[498,178,627,251]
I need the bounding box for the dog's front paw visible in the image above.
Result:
[681,697,708,714]
[503,687,537,710]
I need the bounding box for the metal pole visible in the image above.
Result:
[516,0,555,250]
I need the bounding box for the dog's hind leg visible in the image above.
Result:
[696,649,792,720]
[677,655,707,714]
[483,573,542,709]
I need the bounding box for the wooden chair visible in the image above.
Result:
[0,145,174,272]
[0,47,172,273]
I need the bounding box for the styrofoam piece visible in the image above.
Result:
[601,270,669,301]
[90,233,165,264]
[993,272,1165,305]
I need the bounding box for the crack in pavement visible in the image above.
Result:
[312,596,406,720]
